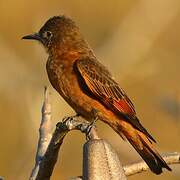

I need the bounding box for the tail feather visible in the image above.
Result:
[112,120,172,174]
[130,131,172,174]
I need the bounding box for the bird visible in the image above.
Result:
[22,15,171,174]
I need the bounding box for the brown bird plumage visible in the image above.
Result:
[22,15,171,174]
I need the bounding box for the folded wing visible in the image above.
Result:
[76,58,155,142]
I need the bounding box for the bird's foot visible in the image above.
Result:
[57,114,80,131]
[86,116,98,140]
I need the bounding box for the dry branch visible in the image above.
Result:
[30,87,52,180]
[36,116,98,180]
[123,152,180,176]
[31,87,98,180]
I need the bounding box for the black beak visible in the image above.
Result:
[22,33,42,42]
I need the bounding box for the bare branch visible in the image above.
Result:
[124,152,180,176]
[30,87,52,180]
[35,115,99,180]
[29,87,101,180]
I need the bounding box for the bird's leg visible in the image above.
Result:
[85,109,99,139]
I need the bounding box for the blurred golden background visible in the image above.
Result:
[0,0,179,179]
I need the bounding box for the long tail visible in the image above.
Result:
[111,120,172,174]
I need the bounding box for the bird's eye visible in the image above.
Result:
[42,31,53,39]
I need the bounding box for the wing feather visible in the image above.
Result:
[76,58,156,142]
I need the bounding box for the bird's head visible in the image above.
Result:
[22,16,83,52]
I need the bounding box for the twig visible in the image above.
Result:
[29,87,99,180]
[30,87,52,180]
[36,115,127,180]
[36,116,99,180]
[123,152,180,176]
